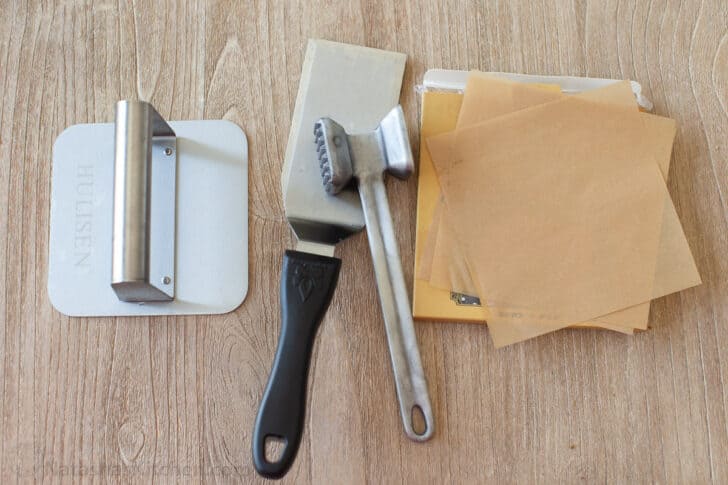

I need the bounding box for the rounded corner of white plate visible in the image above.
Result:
[47,280,72,317]
[220,120,248,144]
[217,282,250,316]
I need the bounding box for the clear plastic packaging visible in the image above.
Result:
[415,69,653,110]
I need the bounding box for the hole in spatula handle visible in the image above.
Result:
[264,435,287,464]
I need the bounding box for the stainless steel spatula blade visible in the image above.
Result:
[281,39,406,246]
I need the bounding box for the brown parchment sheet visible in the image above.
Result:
[427,76,638,294]
[422,75,700,344]
[421,78,647,332]
[429,77,646,300]
[426,96,694,345]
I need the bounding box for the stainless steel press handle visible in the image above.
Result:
[111,100,177,302]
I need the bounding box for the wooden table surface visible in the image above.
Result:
[1,0,727,483]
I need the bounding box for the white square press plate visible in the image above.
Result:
[48,120,248,316]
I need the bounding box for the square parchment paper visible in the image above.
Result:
[421,75,699,344]
[427,96,670,329]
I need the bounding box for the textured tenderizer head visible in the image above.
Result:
[314,118,353,195]
[314,106,414,196]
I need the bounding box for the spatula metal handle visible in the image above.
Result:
[358,173,435,442]
[252,250,341,479]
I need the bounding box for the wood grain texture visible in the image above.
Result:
[0,0,726,482]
